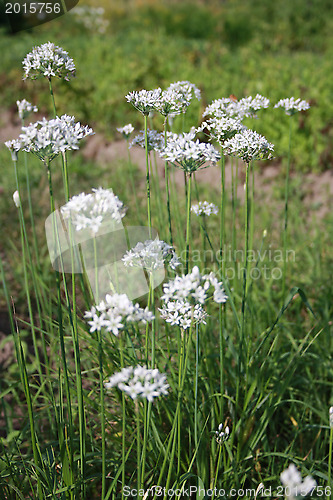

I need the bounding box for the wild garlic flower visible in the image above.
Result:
[280,464,316,500]
[85,293,154,336]
[22,42,76,81]
[167,81,201,111]
[159,132,220,173]
[329,406,333,428]
[159,300,208,330]
[104,365,169,402]
[18,115,94,163]
[203,94,269,120]
[117,124,134,140]
[237,94,270,118]
[191,201,218,216]
[13,191,20,208]
[125,88,162,116]
[61,187,126,234]
[159,266,228,329]
[197,115,244,145]
[274,97,310,116]
[223,129,274,163]
[122,239,180,272]
[130,129,164,153]
[215,423,230,444]
[16,99,38,120]
[5,139,21,161]
[153,88,186,116]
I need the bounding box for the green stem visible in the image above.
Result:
[164,118,173,244]
[211,446,222,500]
[144,114,152,237]
[194,322,199,477]
[282,117,293,302]
[185,173,192,274]
[48,77,57,117]
[328,425,333,500]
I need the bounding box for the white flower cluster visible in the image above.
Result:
[104,365,169,402]
[22,42,76,81]
[125,88,162,116]
[5,139,21,161]
[191,201,218,216]
[61,187,126,234]
[85,293,154,336]
[159,132,220,173]
[215,423,230,444]
[122,239,180,271]
[17,99,38,120]
[159,266,228,329]
[17,115,94,163]
[117,124,134,139]
[154,88,187,117]
[198,115,244,145]
[203,94,269,120]
[130,129,164,153]
[13,190,20,208]
[280,464,316,500]
[167,80,201,108]
[70,5,109,34]
[159,300,208,329]
[274,97,310,116]
[223,129,274,163]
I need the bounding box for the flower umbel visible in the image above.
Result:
[130,129,164,153]
[18,115,94,163]
[22,42,76,81]
[215,423,230,444]
[280,464,316,499]
[159,132,220,173]
[125,88,162,116]
[167,80,201,111]
[60,187,126,234]
[274,97,310,116]
[117,124,134,140]
[223,129,274,163]
[104,365,169,402]
[85,293,154,336]
[17,99,38,120]
[122,239,180,272]
[191,201,218,217]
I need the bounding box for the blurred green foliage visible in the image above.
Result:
[1,0,333,171]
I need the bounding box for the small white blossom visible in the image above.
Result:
[13,190,20,208]
[274,97,310,116]
[117,124,135,139]
[18,115,94,163]
[130,129,164,153]
[154,88,186,116]
[237,94,270,118]
[223,129,274,163]
[203,94,269,120]
[22,42,76,81]
[4,139,21,161]
[280,464,316,499]
[329,407,333,428]
[16,99,38,120]
[215,423,230,444]
[104,365,169,402]
[85,293,154,336]
[167,81,201,112]
[197,115,245,145]
[125,88,162,116]
[191,201,218,216]
[159,266,227,330]
[159,132,220,173]
[122,239,180,272]
[61,187,126,234]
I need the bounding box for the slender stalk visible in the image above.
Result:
[164,117,173,244]
[328,423,333,500]
[194,322,199,477]
[219,149,226,421]
[144,114,152,236]
[136,400,142,499]
[185,172,192,274]
[211,446,222,500]
[282,117,293,302]
[48,77,57,117]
